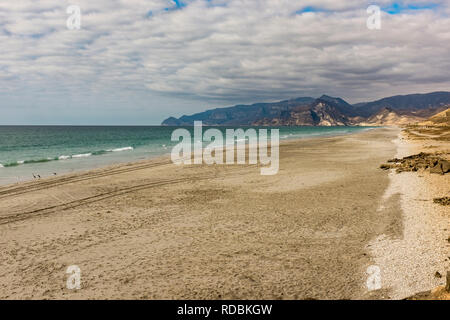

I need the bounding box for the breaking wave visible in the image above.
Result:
[0,146,134,168]
[108,146,134,152]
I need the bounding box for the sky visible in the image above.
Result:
[0,0,449,125]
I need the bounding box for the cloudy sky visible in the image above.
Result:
[0,0,449,124]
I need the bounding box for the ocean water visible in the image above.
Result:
[0,126,372,185]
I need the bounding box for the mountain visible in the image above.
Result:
[316,95,358,116]
[353,91,450,117]
[162,91,450,126]
[253,97,353,126]
[162,97,315,126]
[356,107,425,126]
[419,108,450,126]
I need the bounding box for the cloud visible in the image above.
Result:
[0,0,449,123]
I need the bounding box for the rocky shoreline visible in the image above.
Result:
[380,152,450,175]
[377,124,449,300]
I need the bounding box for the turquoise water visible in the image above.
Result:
[0,126,372,185]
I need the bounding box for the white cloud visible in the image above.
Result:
[0,0,449,123]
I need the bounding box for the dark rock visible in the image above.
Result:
[433,197,450,206]
[431,160,450,175]
[430,164,443,174]
[383,153,449,174]
[441,160,450,173]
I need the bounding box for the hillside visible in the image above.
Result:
[419,108,450,126]
[353,91,450,117]
[356,108,426,126]
[162,97,315,126]
[162,91,450,126]
[252,97,353,126]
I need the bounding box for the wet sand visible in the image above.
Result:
[0,127,441,299]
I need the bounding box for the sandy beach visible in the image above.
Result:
[0,127,448,300]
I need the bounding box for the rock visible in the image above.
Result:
[433,197,450,206]
[446,272,450,293]
[383,152,449,174]
[441,160,450,173]
[430,160,450,175]
[430,164,443,174]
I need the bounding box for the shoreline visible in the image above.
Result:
[0,126,376,188]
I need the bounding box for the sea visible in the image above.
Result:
[0,126,373,185]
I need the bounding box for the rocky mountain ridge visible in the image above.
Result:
[162,91,450,126]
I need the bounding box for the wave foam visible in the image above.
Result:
[108,146,134,152]
[72,153,92,158]
[3,146,134,168]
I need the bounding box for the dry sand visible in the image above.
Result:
[0,127,447,299]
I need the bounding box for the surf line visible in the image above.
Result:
[170,121,279,175]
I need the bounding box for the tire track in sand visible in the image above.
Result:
[0,160,172,199]
[0,175,215,225]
